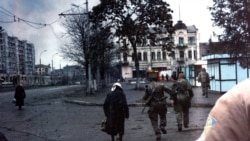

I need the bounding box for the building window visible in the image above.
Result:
[188,36,196,45]
[123,53,127,62]
[178,37,184,46]
[179,51,184,58]
[151,52,155,61]
[207,49,210,54]
[163,52,166,60]
[143,52,147,61]
[188,50,192,59]
[157,51,161,60]
[138,52,142,61]
[194,50,197,59]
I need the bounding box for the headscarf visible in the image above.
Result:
[111,82,122,91]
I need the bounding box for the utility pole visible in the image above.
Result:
[85,0,93,94]
[58,0,93,94]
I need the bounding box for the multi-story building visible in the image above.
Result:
[120,20,199,81]
[35,64,51,75]
[0,27,35,85]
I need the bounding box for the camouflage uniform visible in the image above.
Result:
[172,78,193,131]
[143,81,174,140]
[198,68,210,97]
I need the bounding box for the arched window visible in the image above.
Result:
[157,51,161,60]
[143,52,147,61]
[138,52,142,61]
[151,52,155,61]
[163,52,166,60]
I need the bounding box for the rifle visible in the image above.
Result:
[141,87,153,114]
[141,95,152,114]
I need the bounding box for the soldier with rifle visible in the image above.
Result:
[142,79,175,141]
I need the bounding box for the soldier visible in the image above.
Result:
[197,68,210,98]
[142,79,174,140]
[171,73,193,131]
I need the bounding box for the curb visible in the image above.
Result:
[64,99,215,108]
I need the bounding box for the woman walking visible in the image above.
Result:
[14,82,26,110]
[103,82,129,141]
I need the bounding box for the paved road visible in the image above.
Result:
[0,83,222,141]
[64,82,222,141]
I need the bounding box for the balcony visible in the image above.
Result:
[176,44,188,49]
[177,58,185,63]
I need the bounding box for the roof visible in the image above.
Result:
[174,20,187,30]
[174,21,198,33]
[187,25,198,33]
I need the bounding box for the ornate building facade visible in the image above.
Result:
[120,20,200,80]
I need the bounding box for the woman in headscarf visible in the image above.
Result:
[103,82,129,141]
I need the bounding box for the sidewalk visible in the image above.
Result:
[64,82,222,108]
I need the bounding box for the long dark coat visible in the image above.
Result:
[14,85,26,106]
[103,87,129,136]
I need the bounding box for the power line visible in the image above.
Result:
[0,6,61,29]
[0,10,14,17]
[0,7,15,16]
[48,24,64,41]
[0,20,14,23]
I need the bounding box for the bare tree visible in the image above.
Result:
[60,8,115,92]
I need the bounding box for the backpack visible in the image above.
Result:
[172,81,191,107]
[172,82,186,94]
[199,72,209,83]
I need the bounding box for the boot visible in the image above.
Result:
[160,126,167,134]
[156,134,161,140]
[178,124,182,132]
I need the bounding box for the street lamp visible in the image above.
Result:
[51,53,58,85]
[39,50,47,85]
[52,53,58,73]
[59,59,64,85]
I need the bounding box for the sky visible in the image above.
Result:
[0,0,221,70]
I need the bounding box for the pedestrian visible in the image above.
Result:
[14,81,26,110]
[170,71,177,81]
[196,78,250,141]
[197,68,210,98]
[103,82,129,141]
[171,73,193,131]
[142,79,174,140]
[166,74,169,81]
[161,74,165,81]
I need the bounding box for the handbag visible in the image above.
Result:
[12,98,16,103]
[101,119,107,132]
